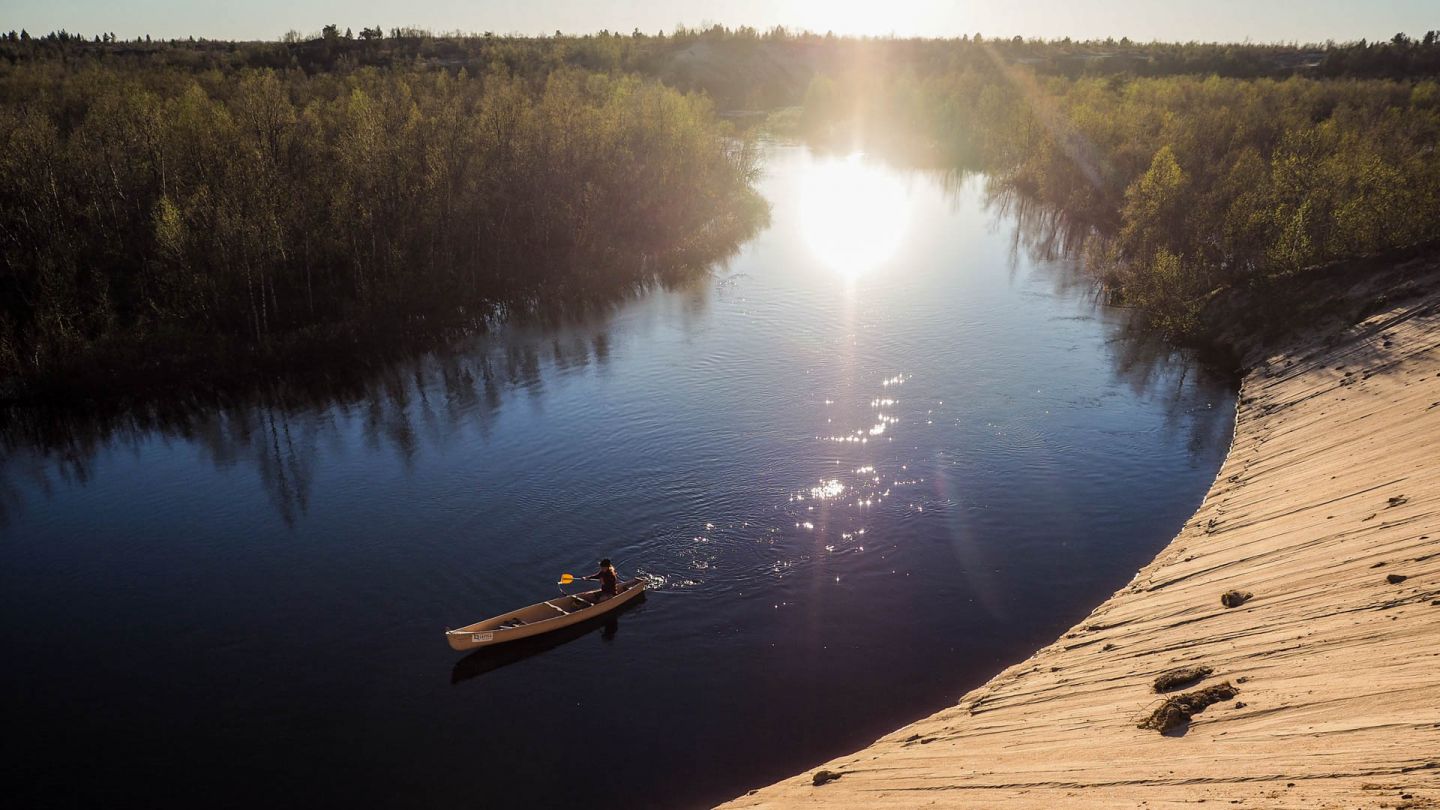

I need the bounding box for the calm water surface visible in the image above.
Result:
[2,145,1235,808]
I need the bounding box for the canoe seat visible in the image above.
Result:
[500,618,526,628]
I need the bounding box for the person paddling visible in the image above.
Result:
[582,558,621,601]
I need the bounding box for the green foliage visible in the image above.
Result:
[0,61,766,385]
[5,29,1440,382]
[797,64,1440,338]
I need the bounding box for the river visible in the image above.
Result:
[0,144,1235,808]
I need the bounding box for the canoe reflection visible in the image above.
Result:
[449,593,646,684]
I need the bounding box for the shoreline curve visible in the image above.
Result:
[722,268,1440,808]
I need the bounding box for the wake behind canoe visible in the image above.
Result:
[445,578,645,651]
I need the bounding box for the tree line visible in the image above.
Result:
[793,50,1440,338]
[0,59,766,394]
[4,27,1439,110]
[5,29,1440,393]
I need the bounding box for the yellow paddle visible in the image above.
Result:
[558,573,577,585]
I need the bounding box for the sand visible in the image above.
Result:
[723,281,1440,808]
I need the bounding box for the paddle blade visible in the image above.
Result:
[558,573,575,585]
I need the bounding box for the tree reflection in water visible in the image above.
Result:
[977,176,1238,457]
[0,315,626,528]
[0,161,1234,530]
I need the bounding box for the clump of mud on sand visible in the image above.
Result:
[1220,590,1253,608]
[1139,682,1239,733]
[1153,666,1214,692]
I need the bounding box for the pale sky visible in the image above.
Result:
[4,1,1435,44]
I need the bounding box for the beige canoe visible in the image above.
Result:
[445,578,646,651]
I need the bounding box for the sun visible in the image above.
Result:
[784,0,911,36]
[799,153,911,278]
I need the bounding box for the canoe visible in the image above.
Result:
[445,578,646,651]
[450,596,642,684]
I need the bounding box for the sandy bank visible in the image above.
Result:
[724,271,1440,808]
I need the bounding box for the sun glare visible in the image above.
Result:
[783,0,916,37]
[799,154,911,278]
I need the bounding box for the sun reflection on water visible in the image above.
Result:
[800,153,911,277]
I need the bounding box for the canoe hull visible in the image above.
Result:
[445,579,645,651]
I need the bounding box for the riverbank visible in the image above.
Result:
[724,259,1440,807]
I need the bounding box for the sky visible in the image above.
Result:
[4,0,1436,44]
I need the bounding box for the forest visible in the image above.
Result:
[796,61,1440,336]
[3,28,1440,394]
[0,46,766,395]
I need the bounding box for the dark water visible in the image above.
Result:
[1,146,1234,809]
